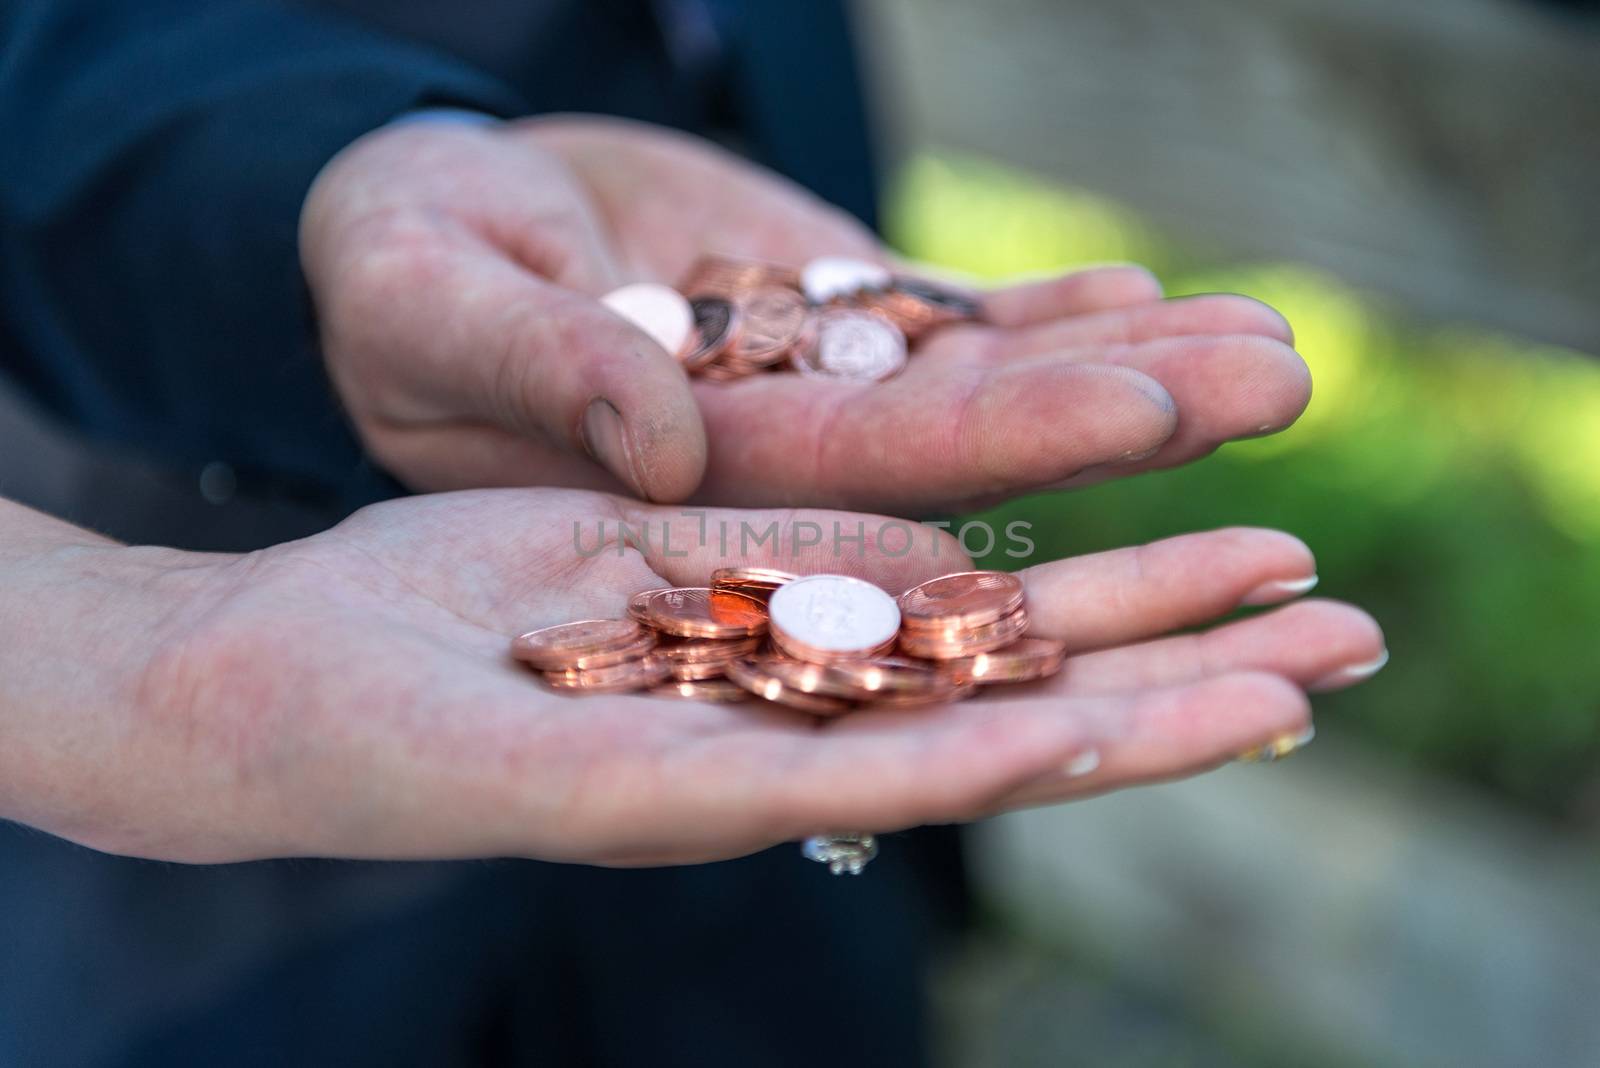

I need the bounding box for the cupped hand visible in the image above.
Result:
[301,116,1310,512]
[36,489,1381,867]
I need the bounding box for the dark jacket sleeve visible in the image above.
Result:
[0,0,524,501]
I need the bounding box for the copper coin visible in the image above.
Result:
[696,360,756,382]
[767,574,902,664]
[512,619,654,671]
[728,286,810,366]
[792,310,907,382]
[772,655,957,701]
[899,571,1026,633]
[654,634,763,664]
[648,678,753,703]
[627,588,672,626]
[639,587,769,639]
[940,637,1067,685]
[724,657,855,716]
[542,654,672,693]
[862,277,983,339]
[601,283,694,356]
[899,607,1030,660]
[680,255,798,300]
[683,298,743,371]
[710,566,799,601]
[668,658,733,681]
[869,679,980,708]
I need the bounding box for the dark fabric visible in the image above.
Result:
[0,0,527,508]
[0,824,937,1068]
[0,0,879,510]
[0,4,941,1065]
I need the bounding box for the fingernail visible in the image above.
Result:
[1239,574,1319,606]
[1118,445,1162,462]
[1308,649,1390,692]
[1236,724,1315,763]
[580,398,648,500]
[1063,748,1101,778]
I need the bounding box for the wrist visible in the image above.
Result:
[0,528,241,851]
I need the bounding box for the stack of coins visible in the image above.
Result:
[599,254,983,385]
[509,569,1065,709]
[510,570,1065,876]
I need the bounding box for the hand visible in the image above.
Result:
[2,491,1381,866]
[301,116,1310,512]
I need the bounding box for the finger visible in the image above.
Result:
[995,294,1294,360]
[694,359,1177,511]
[1018,527,1319,650]
[337,238,707,502]
[985,672,1312,811]
[1052,334,1314,487]
[748,671,1307,837]
[1055,599,1387,696]
[982,265,1164,326]
[620,502,971,595]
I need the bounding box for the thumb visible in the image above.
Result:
[484,274,708,502]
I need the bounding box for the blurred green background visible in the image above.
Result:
[889,152,1600,826]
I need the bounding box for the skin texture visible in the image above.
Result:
[0,492,1383,867]
[301,116,1311,512]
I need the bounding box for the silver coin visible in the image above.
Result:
[767,574,902,655]
[792,310,907,382]
[800,256,891,304]
[601,283,694,355]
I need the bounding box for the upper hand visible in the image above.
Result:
[301,116,1310,513]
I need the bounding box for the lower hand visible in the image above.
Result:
[2,491,1382,866]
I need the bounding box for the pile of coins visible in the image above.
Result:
[511,568,1064,876]
[600,254,983,384]
[510,569,1064,709]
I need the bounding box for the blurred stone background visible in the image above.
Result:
[865,0,1600,352]
[853,1,1600,1065]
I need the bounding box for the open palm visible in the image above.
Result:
[101,489,1382,867]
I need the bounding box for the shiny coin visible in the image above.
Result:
[800,256,892,304]
[639,587,769,639]
[683,297,742,370]
[710,566,799,601]
[868,678,980,708]
[681,255,798,300]
[542,654,672,693]
[889,276,983,319]
[792,310,907,382]
[728,286,810,367]
[863,276,983,339]
[899,571,1026,633]
[511,619,654,671]
[602,283,695,356]
[724,657,856,715]
[767,574,902,663]
[899,607,1030,660]
[654,633,763,664]
[627,588,672,626]
[939,637,1067,685]
[648,678,753,703]
[697,360,755,382]
[668,658,734,681]
[765,655,957,701]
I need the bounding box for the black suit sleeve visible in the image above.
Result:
[0,0,524,501]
